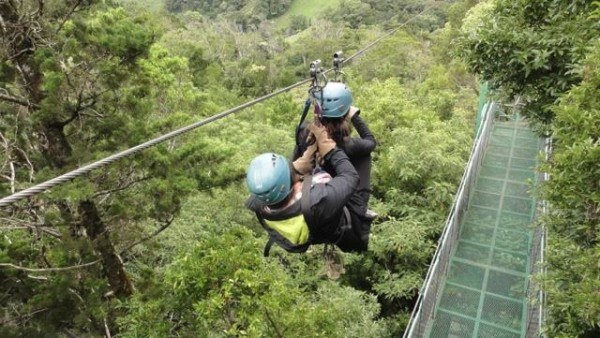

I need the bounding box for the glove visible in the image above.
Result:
[308,122,336,156]
[293,143,317,175]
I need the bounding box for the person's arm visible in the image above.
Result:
[306,121,359,223]
[315,148,359,214]
[351,114,375,142]
[343,114,376,157]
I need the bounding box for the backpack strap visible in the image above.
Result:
[334,207,352,245]
[255,212,274,257]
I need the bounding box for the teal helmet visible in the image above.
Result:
[246,153,292,205]
[314,82,353,118]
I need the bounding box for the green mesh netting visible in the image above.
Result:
[426,117,540,338]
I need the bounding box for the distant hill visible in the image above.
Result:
[119,0,164,12]
[163,0,291,19]
[275,0,342,28]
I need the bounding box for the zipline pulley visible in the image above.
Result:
[332,50,346,82]
[309,59,326,93]
[296,59,326,146]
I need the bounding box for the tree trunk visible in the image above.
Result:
[2,2,134,299]
[78,200,133,297]
[42,124,72,168]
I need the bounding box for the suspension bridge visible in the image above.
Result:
[404,94,547,338]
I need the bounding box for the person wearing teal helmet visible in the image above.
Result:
[313,82,353,118]
[246,122,365,255]
[294,83,377,249]
[246,153,292,206]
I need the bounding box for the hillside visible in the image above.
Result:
[274,0,342,28]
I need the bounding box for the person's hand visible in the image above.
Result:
[308,122,336,156]
[293,143,317,175]
[346,106,359,121]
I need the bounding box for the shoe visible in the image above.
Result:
[365,209,378,220]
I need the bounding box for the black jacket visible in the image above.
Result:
[304,147,359,243]
[321,114,376,217]
[339,114,377,158]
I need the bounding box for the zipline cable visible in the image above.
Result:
[343,3,438,64]
[0,4,438,208]
[0,79,311,208]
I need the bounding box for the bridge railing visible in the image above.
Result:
[525,137,550,338]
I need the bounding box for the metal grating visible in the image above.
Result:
[405,110,546,338]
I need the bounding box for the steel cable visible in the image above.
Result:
[344,4,438,64]
[0,4,438,208]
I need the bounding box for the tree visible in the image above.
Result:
[538,40,600,338]
[456,0,598,123]
[0,2,202,335]
[119,226,385,337]
[289,14,310,33]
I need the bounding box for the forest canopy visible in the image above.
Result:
[0,0,477,336]
[2,0,597,337]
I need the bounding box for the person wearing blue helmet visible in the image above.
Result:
[246,120,362,255]
[294,82,377,250]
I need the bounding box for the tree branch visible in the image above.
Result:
[55,0,84,34]
[62,329,79,338]
[0,307,49,326]
[0,225,62,239]
[0,217,62,239]
[9,47,35,61]
[104,317,112,338]
[0,131,15,193]
[0,91,38,108]
[27,274,48,281]
[92,177,149,199]
[35,0,44,18]
[0,12,7,36]
[120,216,175,256]
[264,309,284,338]
[14,146,35,182]
[0,260,100,272]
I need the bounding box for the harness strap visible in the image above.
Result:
[295,99,312,146]
[255,212,274,257]
[263,237,275,257]
[333,207,352,245]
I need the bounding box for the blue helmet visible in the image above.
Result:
[246,153,292,205]
[314,82,353,118]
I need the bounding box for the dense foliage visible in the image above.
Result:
[165,0,292,29]
[458,0,600,336]
[538,42,600,338]
[1,0,479,336]
[457,0,598,124]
